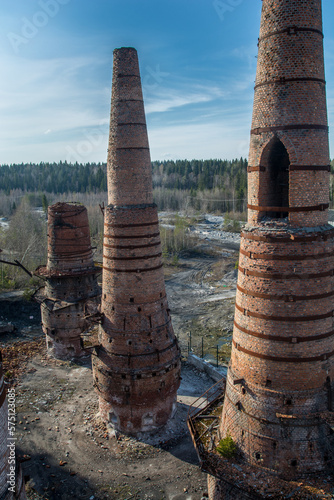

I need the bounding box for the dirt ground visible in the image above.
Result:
[14,351,215,500]
[0,243,238,500]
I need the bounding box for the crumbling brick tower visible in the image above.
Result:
[36,202,100,359]
[209,0,333,496]
[92,47,181,435]
[0,351,26,499]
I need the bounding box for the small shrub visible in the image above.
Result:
[216,431,237,458]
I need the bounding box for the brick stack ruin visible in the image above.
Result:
[92,47,181,435]
[35,202,100,359]
[208,0,334,497]
[0,351,26,499]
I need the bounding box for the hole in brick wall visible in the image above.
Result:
[309,442,313,451]
[265,379,272,387]
[137,374,142,379]
[108,338,112,343]
[127,340,132,346]
[285,398,293,406]
[121,374,126,379]
[255,452,262,461]
[110,412,118,424]
[149,316,152,328]
[47,341,53,349]
[241,387,246,395]
[104,294,106,299]
[138,307,141,312]
[112,306,114,311]
[161,303,163,308]
[149,339,153,343]
[324,453,329,463]
[160,292,163,298]
[273,441,277,450]
[260,137,290,218]
[241,430,244,437]
[152,372,156,377]
[142,414,154,426]
[291,460,298,467]
[129,297,134,303]
[51,329,56,336]
[123,318,126,330]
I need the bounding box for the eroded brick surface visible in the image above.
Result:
[92,48,181,435]
[36,203,100,359]
[211,0,333,497]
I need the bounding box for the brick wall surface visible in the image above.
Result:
[36,203,100,359]
[213,0,333,496]
[247,0,330,227]
[92,48,181,435]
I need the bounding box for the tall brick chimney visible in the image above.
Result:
[0,351,26,499]
[92,48,181,435]
[209,0,333,496]
[35,202,100,359]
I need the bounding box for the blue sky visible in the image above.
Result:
[1,0,334,164]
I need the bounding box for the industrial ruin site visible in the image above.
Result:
[0,1,334,499]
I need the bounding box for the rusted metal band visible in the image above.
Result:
[258,26,324,43]
[234,320,334,344]
[104,242,160,250]
[247,203,328,212]
[247,166,266,172]
[251,124,328,135]
[238,265,334,280]
[255,77,326,90]
[117,122,147,126]
[240,229,334,243]
[224,391,324,429]
[116,147,150,150]
[232,339,334,363]
[102,263,163,274]
[100,338,178,359]
[103,252,162,261]
[104,221,159,229]
[117,74,141,78]
[235,302,334,322]
[104,232,160,240]
[290,165,330,171]
[240,247,334,261]
[237,283,334,301]
[248,164,330,172]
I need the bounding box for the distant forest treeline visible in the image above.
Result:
[0,158,248,213]
[1,158,334,215]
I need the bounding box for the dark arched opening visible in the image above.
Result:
[266,139,290,218]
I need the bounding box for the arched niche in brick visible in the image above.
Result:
[259,136,290,218]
